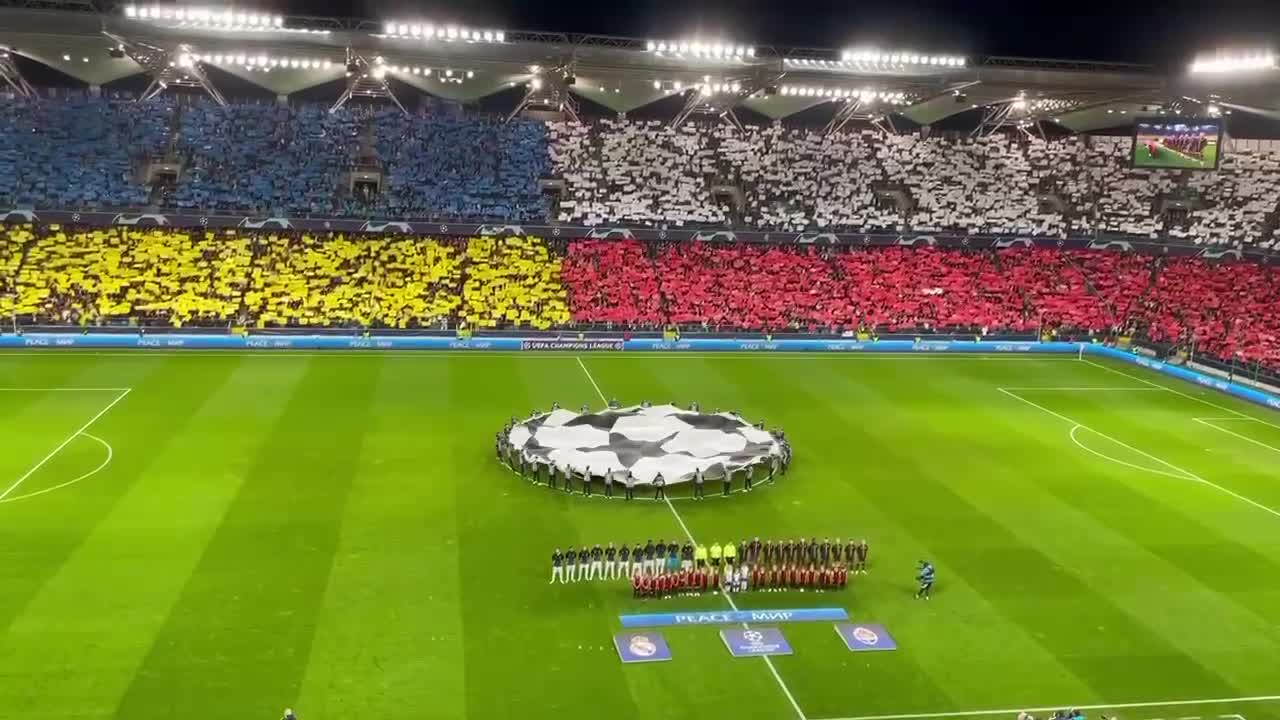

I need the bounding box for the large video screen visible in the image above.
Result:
[1132,119,1223,170]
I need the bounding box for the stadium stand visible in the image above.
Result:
[244,233,462,328]
[373,112,550,222]
[460,236,570,330]
[1142,257,1280,367]
[4,221,1280,370]
[0,95,171,209]
[9,226,250,327]
[561,239,663,326]
[2,98,1279,249]
[548,119,731,227]
[167,101,359,215]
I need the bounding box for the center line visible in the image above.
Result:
[573,355,808,720]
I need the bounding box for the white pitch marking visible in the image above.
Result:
[1193,418,1280,456]
[1069,425,1197,481]
[0,432,113,504]
[815,693,1280,720]
[573,355,807,720]
[1079,358,1280,431]
[0,387,133,392]
[0,388,131,502]
[999,387,1162,391]
[999,388,1280,520]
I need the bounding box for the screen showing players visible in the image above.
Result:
[1132,119,1223,170]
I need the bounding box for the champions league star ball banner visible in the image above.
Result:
[613,631,673,663]
[835,623,899,652]
[506,404,782,485]
[721,628,793,657]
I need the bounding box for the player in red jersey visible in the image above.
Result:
[679,569,691,594]
[632,572,642,598]
[837,564,848,588]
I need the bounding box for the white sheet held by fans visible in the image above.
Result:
[505,404,782,485]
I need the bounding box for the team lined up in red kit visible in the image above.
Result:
[633,538,868,599]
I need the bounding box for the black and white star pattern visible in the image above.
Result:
[505,405,781,485]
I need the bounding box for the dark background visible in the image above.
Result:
[277,0,1280,67]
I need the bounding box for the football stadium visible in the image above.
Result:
[2,3,1280,720]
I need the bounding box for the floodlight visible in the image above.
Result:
[531,77,543,89]
[653,80,661,90]
[495,31,505,42]
[125,5,137,17]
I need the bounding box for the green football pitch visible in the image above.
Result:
[2,351,1279,720]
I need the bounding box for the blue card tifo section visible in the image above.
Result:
[721,628,793,657]
[619,607,848,627]
[835,623,898,652]
[613,631,673,663]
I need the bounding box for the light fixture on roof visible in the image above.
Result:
[648,37,756,59]
[1190,51,1276,74]
[381,20,504,43]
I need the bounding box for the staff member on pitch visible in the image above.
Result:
[710,541,723,568]
[723,539,737,567]
[653,472,666,501]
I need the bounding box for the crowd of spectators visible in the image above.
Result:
[3,224,1278,369]
[0,95,171,209]
[2,98,1278,251]
[373,111,549,222]
[546,121,1280,247]
[166,101,360,216]
[460,236,570,329]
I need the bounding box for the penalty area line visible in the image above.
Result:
[1078,358,1280,431]
[1192,418,1280,456]
[814,693,1280,720]
[572,355,808,720]
[999,388,1280,521]
[0,388,131,502]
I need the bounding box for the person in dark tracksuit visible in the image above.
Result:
[694,467,705,499]
[625,470,635,500]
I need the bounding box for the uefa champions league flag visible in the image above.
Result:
[720,628,793,657]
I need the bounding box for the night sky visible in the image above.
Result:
[275,0,1280,67]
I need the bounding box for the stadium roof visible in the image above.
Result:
[1,2,1276,132]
